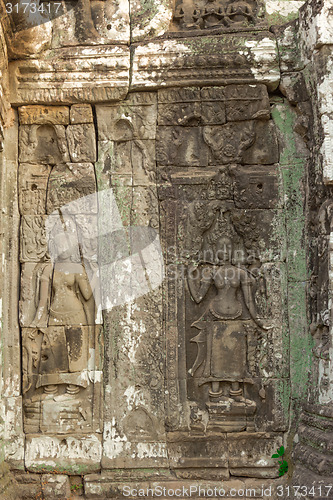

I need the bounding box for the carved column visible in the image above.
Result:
[292,0,333,489]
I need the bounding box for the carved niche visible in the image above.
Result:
[186,206,268,432]
[18,106,103,435]
[158,85,287,475]
[171,0,265,32]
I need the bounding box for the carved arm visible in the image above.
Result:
[241,273,267,329]
[77,270,93,301]
[32,265,52,327]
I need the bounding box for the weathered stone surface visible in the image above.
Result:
[132,33,280,91]
[41,474,71,499]
[272,23,304,74]
[14,471,43,500]
[46,163,98,214]
[279,73,309,104]
[19,125,70,164]
[96,93,157,141]
[242,121,279,164]
[18,164,51,215]
[50,0,130,47]
[4,18,52,60]
[9,46,130,105]
[265,0,305,25]
[18,106,70,126]
[131,0,173,41]
[70,104,94,124]
[25,435,102,473]
[1,0,332,491]
[233,165,280,208]
[84,476,282,499]
[299,0,333,57]
[227,432,282,477]
[0,397,25,469]
[66,124,97,163]
[0,113,24,476]
[167,432,229,472]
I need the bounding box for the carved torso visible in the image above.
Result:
[210,265,243,319]
[49,269,87,325]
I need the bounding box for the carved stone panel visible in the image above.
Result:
[158,85,288,478]
[20,216,50,262]
[18,164,51,215]
[22,325,102,435]
[158,88,201,126]
[204,122,256,164]
[225,84,270,121]
[96,93,157,142]
[233,165,280,209]
[157,85,278,169]
[70,104,94,125]
[66,124,97,163]
[18,106,70,126]
[97,139,156,187]
[171,0,265,32]
[19,125,70,164]
[18,106,103,449]
[201,87,226,125]
[157,126,209,166]
[242,121,279,164]
[95,95,166,469]
[46,163,98,214]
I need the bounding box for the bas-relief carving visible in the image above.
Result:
[186,214,270,432]
[158,85,288,444]
[96,95,157,188]
[18,106,102,436]
[172,0,265,31]
[46,163,97,214]
[309,200,333,402]
[19,164,51,215]
[156,85,278,167]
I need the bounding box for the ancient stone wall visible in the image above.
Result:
[0,0,332,499]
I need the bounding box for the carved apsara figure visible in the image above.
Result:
[188,235,267,402]
[173,0,256,30]
[30,224,96,397]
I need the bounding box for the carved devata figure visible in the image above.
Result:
[20,120,100,434]
[29,221,94,393]
[187,209,269,431]
[22,217,99,433]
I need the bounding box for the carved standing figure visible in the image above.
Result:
[188,236,267,402]
[31,225,96,397]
